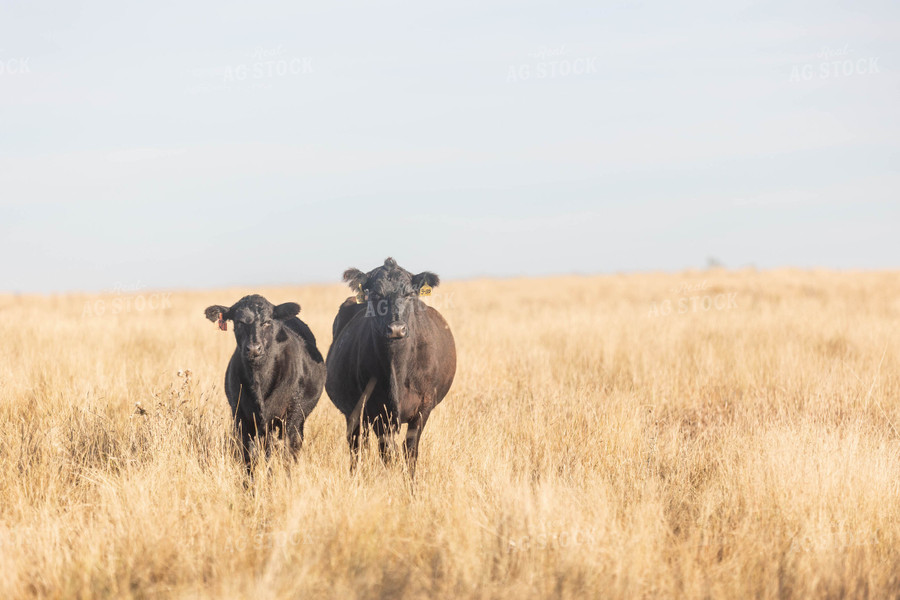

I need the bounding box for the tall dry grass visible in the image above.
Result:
[1,270,899,599]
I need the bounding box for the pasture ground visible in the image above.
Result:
[1,270,899,598]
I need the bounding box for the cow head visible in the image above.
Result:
[204,295,300,365]
[343,257,440,341]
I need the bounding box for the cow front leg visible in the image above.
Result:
[236,425,253,473]
[287,422,304,458]
[372,415,399,465]
[403,410,429,479]
[262,419,284,460]
[284,412,305,458]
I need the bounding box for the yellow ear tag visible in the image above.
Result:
[355,285,365,304]
[419,284,432,297]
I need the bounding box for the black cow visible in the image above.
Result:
[326,258,456,477]
[204,295,325,467]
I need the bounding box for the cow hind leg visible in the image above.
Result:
[346,378,378,471]
[347,418,370,472]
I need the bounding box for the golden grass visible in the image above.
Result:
[1,270,899,598]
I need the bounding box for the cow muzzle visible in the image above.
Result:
[386,322,408,339]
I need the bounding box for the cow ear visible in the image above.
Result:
[411,271,440,291]
[204,305,231,322]
[343,268,367,291]
[273,302,300,320]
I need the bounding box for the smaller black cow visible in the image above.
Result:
[204,295,325,467]
[326,258,456,478]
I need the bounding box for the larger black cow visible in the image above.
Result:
[326,258,456,477]
[204,295,325,467]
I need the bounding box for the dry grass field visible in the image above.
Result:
[1,270,899,599]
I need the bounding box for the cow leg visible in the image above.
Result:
[346,378,377,471]
[372,415,399,465]
[288,421,304,457]
[283,410,305,459]
[403,410,430,479]
[231,415,251,470]
[238,427,253,473]
[263,419,282,460]
[347,417,370,472]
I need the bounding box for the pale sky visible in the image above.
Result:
[1,0,898,292]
